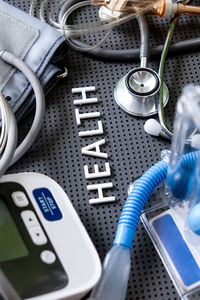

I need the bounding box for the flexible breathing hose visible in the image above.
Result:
[114,150,199,249]
[114,160,168,248]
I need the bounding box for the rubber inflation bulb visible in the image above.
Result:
[144,119,162,136]
[188,203,200,235]
[191,134,200,149]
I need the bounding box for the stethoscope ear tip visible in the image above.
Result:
[191,134,200,150]
[144,118,162,137]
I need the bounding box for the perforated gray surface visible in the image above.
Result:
[4,0,200,299]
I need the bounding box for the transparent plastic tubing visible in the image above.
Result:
[114,151,199,249]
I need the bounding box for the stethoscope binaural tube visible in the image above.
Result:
[145,15,200,145]
[144,16,178,141]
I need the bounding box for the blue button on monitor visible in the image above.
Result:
[33,188,62,221]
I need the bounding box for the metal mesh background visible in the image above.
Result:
[5,0,200,299]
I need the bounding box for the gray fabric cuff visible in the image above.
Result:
[0,1,66,120]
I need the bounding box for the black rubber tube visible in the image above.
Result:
[66,37,200,61]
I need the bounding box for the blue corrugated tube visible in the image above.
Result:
[114,160,168,248]
[114,150,199,249]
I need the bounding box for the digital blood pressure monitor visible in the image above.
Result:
[0,173,101,300]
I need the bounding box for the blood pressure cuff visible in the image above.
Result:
[0,0,66,121]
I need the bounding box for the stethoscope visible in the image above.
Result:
[114,14,169,119]
[114,13,173,141]
[114,13,200,145]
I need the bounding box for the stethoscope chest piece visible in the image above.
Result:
[114,67,169,117]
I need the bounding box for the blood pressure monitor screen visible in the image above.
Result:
[0,198,28,262]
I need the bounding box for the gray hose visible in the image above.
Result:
[63,36,200,61]
[0,50,45,167]
[0,100,18,178]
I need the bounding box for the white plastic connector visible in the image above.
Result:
[99,6,122,21]
[164,0,177,17]
[191,134,200,149]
